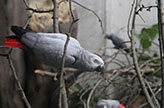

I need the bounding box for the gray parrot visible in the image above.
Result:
[97,99,122,108]
[105,34,129,53]
[10,26,104,72]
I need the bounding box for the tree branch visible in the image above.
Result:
[157,0,164,107]
[87,78,103,108]
[26,8,53,13]
[129,0,155,108]
[52,0,59,33]
[72,0,104,33]
[23,0,53,13]
[23,14,33,29]
[59,34,70,108]
[68,0,79,33]
[145,80,160,108]
[7,48,31,108]
[34,69,58,80]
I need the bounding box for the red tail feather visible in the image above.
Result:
[5,38,26,51]
[120,104,125,108]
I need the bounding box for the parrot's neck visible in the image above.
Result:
[76,49,94,71]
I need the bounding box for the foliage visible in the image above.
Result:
[135,24,158,50]
[68,82,97,108]
[135,24,161,77]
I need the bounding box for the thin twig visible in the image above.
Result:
[136,5,157,13]
[87,78,103,108]
[52,0,59,33]
[7,49,31,108]
[135,5,157,23]
[139,57,160,68]
[80,87,91,108]
[127,0,135,40]
[0,53,8,57]
[68,0,75,21]
[129,0,155,107]
[23,14,33,29]
[59,34,70,108]
[72,0,104,33]
[22,0,29,8]
[157,0,164,107]
[103,0,107,55]
[34,69,58,80]
[26,8,53,13]
[23,0,53,13]
[68,0,79,33]
[139,103,148,108]
[145,80,160,108]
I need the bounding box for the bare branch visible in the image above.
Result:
[7,48,31,108]
[127,0,135,40]
[23,0,53,13]
[26,8,53,13]
[136,5,157,14]
[80,87,91,108]
[87,78,103,108]
[68,0,75,21]
[23,14,33,29]
[72,0,104,33]
[129,0,156,107]
[35,69,58,80]
[68,0,79,34]
[52,0,59,33]
[145,80,160,108]
[22,0,29,9]
[59,34,70,108]
[157,0,164,107]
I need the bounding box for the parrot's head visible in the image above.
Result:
[105,34,114,40]
[97,99,125,108]
[90,54,104,73]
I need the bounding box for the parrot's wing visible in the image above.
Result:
[112,36,128,49]
[28,33,81,67]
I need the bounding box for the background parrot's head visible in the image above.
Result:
[105,34,114,40]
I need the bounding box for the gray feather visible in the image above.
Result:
[97,99,121,108]
[13,29,104,72]
[105,34,129,53]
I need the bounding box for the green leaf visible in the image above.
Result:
[135,24,158,50]
[140,34,152,49]
[69,83,82,93]
[134,33,142,40]
[154,68,161,77]
[138,55,151,62]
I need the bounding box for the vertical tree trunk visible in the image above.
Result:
[0,0,28,45]
[0,0,8,45]
[0,0,28,108]
[0,47,26,108]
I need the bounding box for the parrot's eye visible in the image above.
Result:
[94,59,100,64]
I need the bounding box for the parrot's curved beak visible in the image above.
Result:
[96,65,104,73]
[104,34,112,39]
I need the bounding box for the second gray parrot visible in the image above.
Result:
[105,34,129,53]
[97,99,123,108]
[9,26,104,72]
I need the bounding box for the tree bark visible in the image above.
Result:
[0,47,26,108]
[0,0,28,45]
[0,1,78,108]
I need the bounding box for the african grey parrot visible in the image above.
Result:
[97,99,124,108]
[9,26,104,72]
[105,34,129,53]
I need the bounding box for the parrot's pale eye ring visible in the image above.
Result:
[94,59,100,64]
